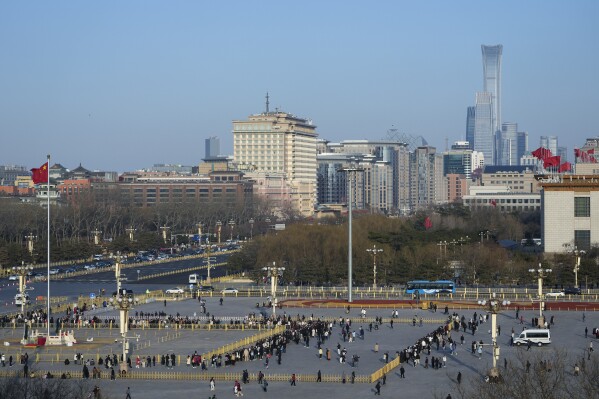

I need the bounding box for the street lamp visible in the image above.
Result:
[204,249,216,285]
[160,226,171,245]
[13,262,33,342]
[570,247,586,289]
[126,226,136,242]
[113,252,123,293]
[478,293,510,379]
[262,262,285,316]
[528,265,552,327]
[216,221,222,244]
[109,289,137,373]
[91,229,102,246]
[249,219,254,240]
[25,233,36,256]
[228,219,236,242]
[366,245,383,288]
[196,223,203,244]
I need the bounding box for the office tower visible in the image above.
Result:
[496,122,518,165]
[409,146,445,210]
[466,106,476,149]
[205,136,220,159]
[474,92,495,165]
[540,136,558,156]
[482,44,503,133]
[557,146,568,163]
[233,109,318,216]
[443,144,485,179]
[517,131,528,164]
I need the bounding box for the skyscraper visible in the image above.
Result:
[465,106,476,149]
[481,44,503,134]
[540,136,558,156]
[496,122,518,165]
[205,136,220,159]
[474,92,495,164]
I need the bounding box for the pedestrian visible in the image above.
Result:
[585,326,588,338]
[382,373,386,385]
[290,373,296,386]
[126,387,132,399]
[210,377,215,391]
[527,340,532,351]
[400,365,405,378]
[446,395,452,399]
[317,370,321,382]
[262,379,268,392]
[457,371,462,384]
[163,300,166,307]
[526,360,531,373]
[374,380,381,395]
[477,345,482,359]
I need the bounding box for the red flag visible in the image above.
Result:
[574,148,580,158]
[532,147,552,160]
[30,162,49,184]
[588,149,595,154]
[424,217,432,230]
[558,162,572,173]
[491,199,497,207]
[543,156,560,169]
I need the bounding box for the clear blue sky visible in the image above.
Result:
[1,1,597,171]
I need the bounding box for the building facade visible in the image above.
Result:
[481,44,503,134]
[541,175,599,252]
[474,92,495,165]
[233,111,317,216]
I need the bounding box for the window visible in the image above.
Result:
[574,197,590,217]
[574,230,591,251]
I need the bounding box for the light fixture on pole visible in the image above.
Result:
[196,222,203,244]
[216,221,222,244]
[13,261,33,343]
[25,233,36,256]
[478,293,510,381]
[160,226,171,245]
[109,289,138,375]
[570,247,585,289]
[262,262,285,316]
[366,245,383,288]
[338,163,364,303]
[528,265,552,327]
[228,219,236,241]
[126,226,136,242]
[91,229,102,246]
[204,249,216,285]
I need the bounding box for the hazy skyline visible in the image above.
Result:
[1,1,598,171]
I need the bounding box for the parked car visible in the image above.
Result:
[563,287,581,295]
[545,292,565,298]
[198,285,215,292]
[8,275,18,281]
[165,287,185,295]
[221,288,239,294]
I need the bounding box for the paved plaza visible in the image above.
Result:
[0,295,598,398]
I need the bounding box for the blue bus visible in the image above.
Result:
[405,280,456,295]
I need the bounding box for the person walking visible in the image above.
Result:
[399,365,405,378]
[457,371,462,385]
[374,380,381,395]
[317,370,322,382]
[210,377,215,391]
[290,373,296,386]
[477,345,482,359]
[126,387,132,399]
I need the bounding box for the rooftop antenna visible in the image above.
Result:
[265,92,270,114]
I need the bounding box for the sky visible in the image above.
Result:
[1,1,598,172]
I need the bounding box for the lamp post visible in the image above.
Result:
[570,247,585,289]
[262,262,285,316]
[25,233,36,256]
[249,219,254,240]
[528,265,552,327]
[478,294,510,377]
[437,241,448,259]
[91,229,102,246]
[113,252,123,293]
[196,223,203,244]
[216,221,222,244]
[13,262,33,342]
[228,219,235,242]
[366,245,383,288]
[204,247,216,285]
[160,226,171,245]
[126,226,136,242]
[109,290,136,372]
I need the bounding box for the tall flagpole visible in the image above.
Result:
[46,154,50,337]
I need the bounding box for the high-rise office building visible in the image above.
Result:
[474,92,495,164]
[466,106,476,149]
[409,146,446,210]
[496,122,518,165]
[540,136,558,157]
[205,136,220,159]
[443,143,485,179]
[517,131,528,164]
[233,110,318,216]
[482,44,503,134]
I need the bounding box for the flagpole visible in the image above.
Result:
[46,154,50,338]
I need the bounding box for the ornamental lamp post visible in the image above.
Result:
[228,219,236,242]
[196,223,203,244]
[478,293,510,379]
[570,247,585,289]
[160,226,171,245]
[25,233,36,256]
[13,261,33,343]
[528,265,552,327]
[126,226,136,242]
[366,245,383,288]
[216,221,222,244]
[91,229,102,246]
[262,262,285,316]
[109,290,137,372]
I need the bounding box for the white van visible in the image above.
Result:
[189,274,199,284]
[15,293,31,307]
[514,329,551,346]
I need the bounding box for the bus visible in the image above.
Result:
[189,274,199,284]
[405,280,456,295]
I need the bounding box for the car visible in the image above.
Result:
[198,285,215,292]
[545,292,565,298]
[8,275,18,281]
[563,287,581,295]
[165,287,185,295]
[221,288,239,294]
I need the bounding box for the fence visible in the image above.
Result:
[200,324,285,360]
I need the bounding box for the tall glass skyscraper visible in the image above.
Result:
[465,106,476,149]
[482,45,503,134]
[474,92,494,164]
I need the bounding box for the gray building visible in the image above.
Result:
[482,44,503,134]
[0,165,29,186]
[205,136,220,159]
[466,106,476,149]
[474,92,495,165]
